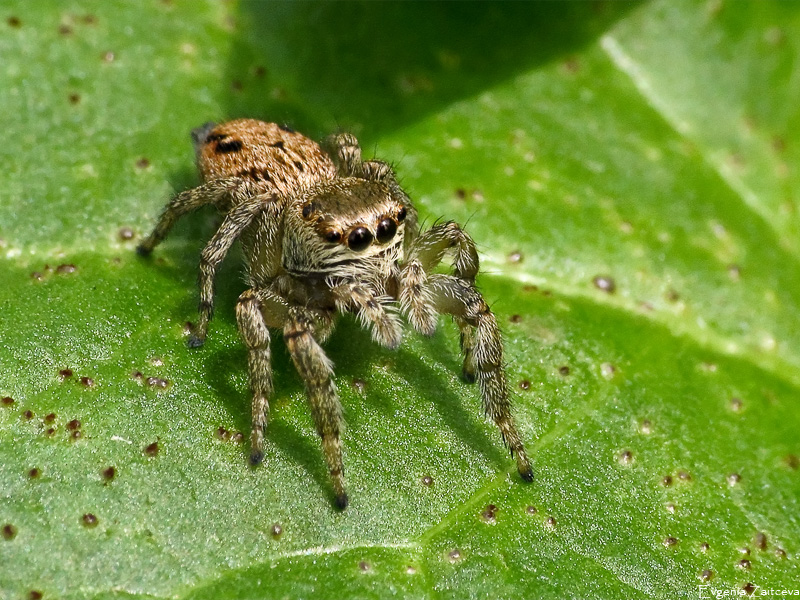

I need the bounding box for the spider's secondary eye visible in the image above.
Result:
[347,227,373,251]
[375,218,397,244]
[301,203,315,219]
[324,230,342,243]
[396,206,407,222]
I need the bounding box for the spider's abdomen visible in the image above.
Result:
[194,119,336,198]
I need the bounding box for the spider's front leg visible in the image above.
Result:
[284,306,348,509]
[236,287,289,465]
[405,272,534,482]
[400,221,480,357]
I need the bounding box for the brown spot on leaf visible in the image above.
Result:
[2,523,17,540]
[59,368,73,378]
[518,380,531,391]
[1,396,14,407]
[592,275,616,293]
[727,472,741,486]
[144,442,159,457]
[82,513,98,527]
[66,419,81,431]
[118,227,135,240]
[28,468,41,479]
[480,504,498,523]
[663,536,678,548]
[80,377,94,387]
[507,251,523,263]
[102,466,116,482]
[421,475,433,487]
[270,523,283,539]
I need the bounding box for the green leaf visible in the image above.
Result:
[1,1,799,598]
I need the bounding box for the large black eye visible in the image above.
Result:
[347,226,373,251]
[375,218,397,244]
[397,206,407,222]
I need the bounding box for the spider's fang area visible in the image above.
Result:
[335,493,349,511]
[249,451,265,466]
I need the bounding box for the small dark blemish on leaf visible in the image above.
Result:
[700,570,714,581]
[663,537,678,548]
[118,227,135,241]
[447,548,462,562]
[66,419,81,431]
[700,542,710,553]
[774,548,786,559]
[135,157,150,169]
[70,430,82,440]
[81,14,97,25]
[59,23,73,35]
[558,365,570,376]
[782,454,799,470]
[82,513,98,527]
[68,93,80,105]
[661,475,673,487]
[665,502,676,514]
[677,471,692,482]
[102,50,115,62]
[102,466,116,482]
[145,376,169,389]
[730,397,743,412]
[56,264,76,274]
[231,431,243,443]
[480,504,498,523]
[30,272,44,281]
[7,16,21,27]
[727,473,742,486]
[562,56,580,74]
[216,427,230,441]
[28,592,43,600]
[742,583,756,596]
[254,65,266,78]
[28,468,40,479]
[455,188,466,200]
[618,450,633,465]
[545,516,556,528]
[2,523,17,540]
[80,377,94,387]
[358,560,370,572]
[45,427,56,436]
[665,289,680,302]
[59,368,73,378]
[144,442,159,457]
[526,505,537,515]
[509,314,521,324]
[270,523,282,539]
[131,371,143,380]
[1,396,14,407]
[231,80,243,92]
[518,380,531,391]
[23,410,34,420]
[351,378,367,393]
[405,565,417,575]
[44,413,56,424]
[737,559,751,570]
[592,275,616,293]
[507,251,523,264]
[639,419,652,434]
[421,475,433,487]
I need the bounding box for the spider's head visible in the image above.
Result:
[282,177,409,279]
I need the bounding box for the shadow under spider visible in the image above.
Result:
[203,310,509,496]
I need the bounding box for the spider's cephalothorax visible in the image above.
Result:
[138,119,533,509]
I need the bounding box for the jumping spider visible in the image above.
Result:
[138,119,532,509]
